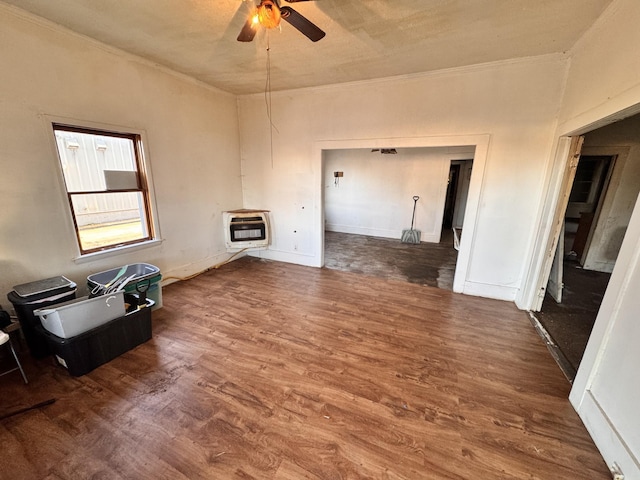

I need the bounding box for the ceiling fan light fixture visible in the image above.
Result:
[236,0,325,43]
[257,1,281,29]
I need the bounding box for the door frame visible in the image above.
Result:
[313,134,490,294]
[520,136,584,311]
[523,100,640,477]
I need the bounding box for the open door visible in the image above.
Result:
[533,136,584,311]
[570,192,640,480]
[546,155,613,304]
[579,154,618,271]
[547,223,564,303]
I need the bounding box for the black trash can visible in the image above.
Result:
[7,276,77,358]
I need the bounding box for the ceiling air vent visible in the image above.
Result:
[371,148,397,154]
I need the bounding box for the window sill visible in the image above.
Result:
[73,239,163,264]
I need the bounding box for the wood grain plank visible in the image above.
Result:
[0,257,609,479]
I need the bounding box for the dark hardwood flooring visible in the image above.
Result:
[323,228,609,381]
[0,257,609,479]
[537,254,611,379]
[324,230,458,290]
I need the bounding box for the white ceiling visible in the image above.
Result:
[2,0,614,95]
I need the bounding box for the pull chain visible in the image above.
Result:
[265,33,277,168]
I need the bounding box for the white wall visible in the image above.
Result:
[0,6,243,299]
[545,0,640,476]
[558,0,640,132]
[324,147,470,243]
[238,56,567,301]
[581,120,640,273]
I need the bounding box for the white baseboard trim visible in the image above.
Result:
[461,281,518,302]
[249,248,321,268]
[325,224,441,243]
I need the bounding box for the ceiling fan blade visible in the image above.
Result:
[237,16,258,42]
[280,6,325,42]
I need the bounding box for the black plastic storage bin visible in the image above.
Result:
[40,298,154,376]
[7,276,77,358]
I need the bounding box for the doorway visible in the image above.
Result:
[533,114,640,381]
[322,149,474,290]
[315,134,490,294]
[443,163,460,230]
[443,159,473,249]
[536,154,616,379]
[565,155,615,262]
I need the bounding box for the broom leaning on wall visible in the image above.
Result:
[401,196,421,244]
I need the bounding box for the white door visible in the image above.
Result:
[547,224,564,303]
[570,192,640,479]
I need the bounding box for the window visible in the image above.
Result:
[53,124,155,254]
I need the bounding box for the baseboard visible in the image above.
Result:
[249,248,320,268]
[461,281,518,302]
[325,224,441,243]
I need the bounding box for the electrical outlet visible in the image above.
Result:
[333,171,343,177]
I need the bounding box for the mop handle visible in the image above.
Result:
[411,196,419,229]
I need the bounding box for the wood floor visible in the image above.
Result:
[324,230,458,290]
[536,256,611,378]
[0,257,609,479]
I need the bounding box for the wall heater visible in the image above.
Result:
[223,209,270,251]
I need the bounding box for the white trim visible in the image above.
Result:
[517,137,578,310]
[240,53,567,98]
[559,87,640,137]
[460,281,518,302]
[249,248,318,267]
[325,224,442,244]
[73,239,162,264]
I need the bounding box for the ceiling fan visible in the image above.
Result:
[237,0,325,43]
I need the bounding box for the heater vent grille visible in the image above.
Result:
[223,210,270,251]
